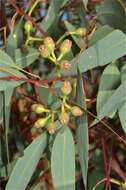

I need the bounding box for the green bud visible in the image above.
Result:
[61,80,72,95]
[39,45,50,58]
[75,27,86,36]
[24,21,32,33]
[44,37,55,53]
[34,117,49,128]
[60,39,72,55]
[31,104,50,114]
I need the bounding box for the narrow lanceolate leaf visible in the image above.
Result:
[118,64,126,133]
[41,0,69,31]
[51,127,75,190]
[92,79,126,124]
[67,30,126,76]
[5,133,47,190]
[0,50,27,90]
[89,25,114,46]
[96,0,126,32]
[97,63,120,118]
[15,48,39,68]
[76,71,88,189]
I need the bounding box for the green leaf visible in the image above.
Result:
[118,64,126,133]
[3,88,14,174]
[0,50,27,91]
[67,30,126,76]
[92,79,126,124]
[51,127,75,190]
[97,63,120,118]
[78,30,126,73]
[5,133,47,190]
[15,48,39,68]
[6,22,23,59]
[76,71,88,189]
[96,0,126,32]
[41,0,69,31]
[64,21,86,49]
[89,25,114,46]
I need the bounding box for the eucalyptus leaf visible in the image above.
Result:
[118,64,126,133]
[51,127,75,190]
[97,63,120,119]
[92,79,126,125]
[96,0,126,32]
[15,48,39,68]
[76,70,88,189]
[41,0,69,31]
[5,133,47,190]
[89,25,114,46]
[66,30,126,76]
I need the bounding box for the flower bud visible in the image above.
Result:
[44,37,55,53]
[48,122,57,134]
[31,104,50,114]
[24,21,32,33]
[34,117,49,128]
[39,45,50,58]
[75,27,86,36]
[59,112,69,125]
[60,39,72,55]
[61,80,72,95]
[71,106,83,116]
[60,60,71,71]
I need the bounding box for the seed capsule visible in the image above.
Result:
[39,45,50,58]
[59,112,69,125]
[48,122,57,134]
[44,37,55,53]
[60,39,72,55]
[71,106,83,116]
[61,80,72,95]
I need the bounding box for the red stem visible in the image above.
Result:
[101,138,111,190]
[10,0,48,37]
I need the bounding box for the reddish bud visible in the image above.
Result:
[44,37,55,53]
[60,60,71,71]
[59,112,69,125]
[60,39,72,54]
[61,80,72,95]
[48,122,57,134]
[71,106,83,116]
[39,45,50,58]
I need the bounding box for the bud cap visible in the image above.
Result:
[60,39,72,55]
[71,106,83,116]
[39,45,50,58]
[61,80,72,95]
[59,112,69,125]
